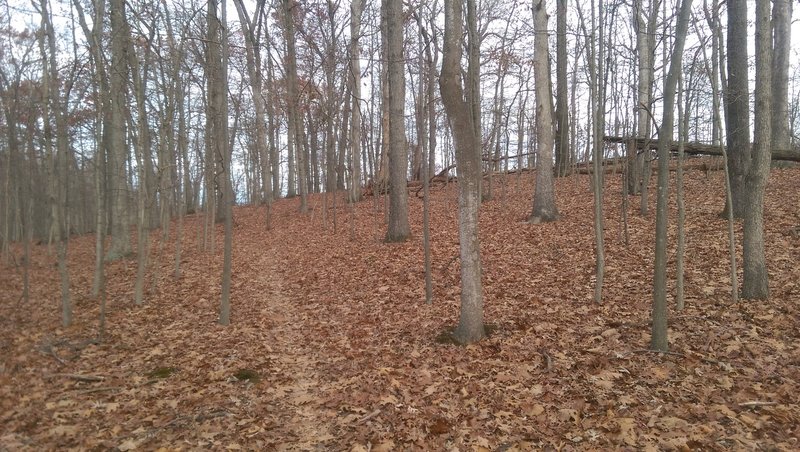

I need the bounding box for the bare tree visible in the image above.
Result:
[771,1,792,154]
[107,0,132,260]
[651,0,692,352]
[39,0,73,326]
[554,0,571,177]
[528,0,558,224]
[206,0,234,324]
[233,0,273,225]
[633,0,659,213]
[384,0,410,242]
[741,0,772,300]
[349,0,364,203]
[724,0,748,218]
[440,0,485,344]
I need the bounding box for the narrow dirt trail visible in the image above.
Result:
[254,256,342,450]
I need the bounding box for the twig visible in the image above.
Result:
[631,349,686,357]
[73,386,121,395]
[356,409,381,424]
[539,348,553,372]
[195,410,229,422]
[47,347,66,366]
[441,254,459,273]
[739,401,778,408]
[51,373,105,382]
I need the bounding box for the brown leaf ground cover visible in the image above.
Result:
[1,164,799,450]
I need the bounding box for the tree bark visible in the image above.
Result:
[440,0,485,344]
[651,0,692,352]
[40,0,73,326]
[349,0,364,203]
[107,0,132,260]
[528,0,559,224]
[554,0,571,177]
[725,0,749,218]
[233,0,272,218]
[771,0,791,154]
[384,0,410,242]
[742,0,771,300]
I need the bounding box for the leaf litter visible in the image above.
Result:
[1,164,799,450]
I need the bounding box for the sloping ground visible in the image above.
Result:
[1,163,799,450]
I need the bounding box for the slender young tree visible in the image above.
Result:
[651,0,692,352]
[528,0,559,224]
[634,0,659,212]
[282,0,299,201]
[440,0,485,344]
[206,0,234,325]
[384,0,410,242]
[349,0,364,203]
[40,0,72,326]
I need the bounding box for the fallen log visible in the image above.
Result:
[577,160,716,175]
[604,135,800,162]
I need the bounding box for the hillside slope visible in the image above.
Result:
[2,165,798,449]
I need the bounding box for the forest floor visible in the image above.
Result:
[1,161,799,450]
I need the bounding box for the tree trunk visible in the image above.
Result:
[725,0,749,218]
[107,0,131,260]
[529,0,559,224]
[282,1,298,200]
[40,0,72,326]
[349,0,364,203]
[651,0,692,352]
[554,0,571,177]
[742,0,771,300]
[233,0,272,220]
[207,0,233,324]
[384,0,410,242]
[634,0,658,212]
[771,0,791,154]
[441,0,484,345]
[466,0,482,202]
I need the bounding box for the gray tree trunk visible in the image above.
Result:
[233,0,272,220]
[40,0,72,326]
[466,0,482,202]
[742,0,772,300]
[634,0,659,212]
[725,0,749,218]
[651,0,692,352]
[107,0,131,260]
[349,0,364,203]
[441,0,485,344]
[384,0,410,242]
[771,0,791,153]
[554,0,571,177]
[529,0,559,224]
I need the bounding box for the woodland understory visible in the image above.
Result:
[1,165,799,450]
